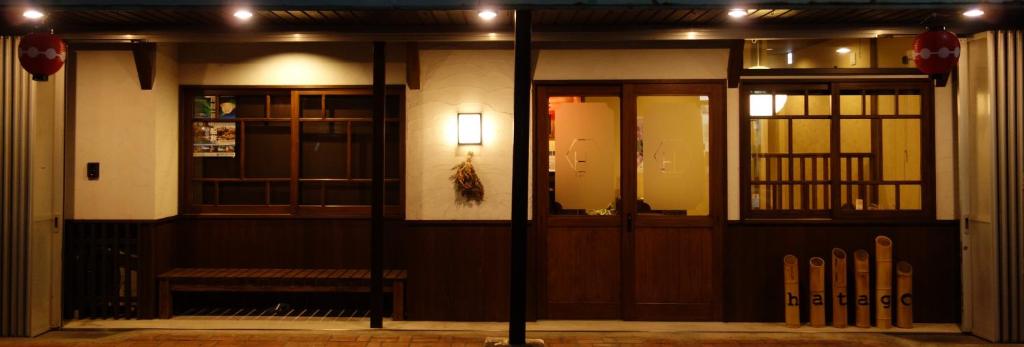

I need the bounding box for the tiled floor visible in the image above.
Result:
[0,329,994,346]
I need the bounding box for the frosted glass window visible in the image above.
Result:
[636,96,709,216]
[550,96,621,215]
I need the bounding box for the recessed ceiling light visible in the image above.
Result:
[836,47,852,54]
[478,9,497,21]
[728,9,748,18]
[23,9,45,20]
[233,9,254,20]
[963,8,984,17]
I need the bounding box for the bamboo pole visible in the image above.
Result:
[832,248,848,328]
[784,254,800,328]
[896,261,913,329]
[854,249,871,328]
[809,257,826,327]
[875,236,893,329]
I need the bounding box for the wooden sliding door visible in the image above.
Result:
[536,82,724,321]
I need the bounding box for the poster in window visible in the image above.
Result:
[219,96,237,119]
[193,121,236,157]
[194,96,216,119]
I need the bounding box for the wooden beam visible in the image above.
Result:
[370,41,386,329]
[131,42,157,90]
[728,39,744,88]
[509,9,531,346]
[534,39,737,50]
[405,42,420,90]
[69,42,134,51]
[741,68,924,76]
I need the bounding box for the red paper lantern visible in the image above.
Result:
[912,27,960,75]
[18,32,66,81]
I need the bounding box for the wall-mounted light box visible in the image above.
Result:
[458,113,482,145]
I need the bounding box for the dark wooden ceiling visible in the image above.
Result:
[3,6,1021,35]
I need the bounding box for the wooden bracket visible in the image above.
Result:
[931,71,950,87]
[131,41,157,90]
[727,39,744,88]
[406,42,420,90]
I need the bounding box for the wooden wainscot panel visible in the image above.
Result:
[631,227,715,320]
[173,218,405,269]
[545,225,621,319]
[724,220,960,323]
[403,221,535,321]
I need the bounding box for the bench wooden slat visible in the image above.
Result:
[267,269,287,278]
[276,269,296,279]
[158,267,407,321]
[187,268,211,278]
[210,269,231,279]
[315,269,335,279]
[286,269,305,280]
[204,268,225,278]
[295,269,313,279]
[160,268,408,280]
[248,269,268,279]
[229,269,252,279]
[300,269,320,280]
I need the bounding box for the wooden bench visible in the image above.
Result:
[157,268,406,320]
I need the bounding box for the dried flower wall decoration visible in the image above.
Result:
[450,152,484,205]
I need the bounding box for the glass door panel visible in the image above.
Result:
[549,96,621,216]
[635,95,710,216]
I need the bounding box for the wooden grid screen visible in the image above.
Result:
[182,87,404,217]
[63,221,145,319]
[742,80,934,219]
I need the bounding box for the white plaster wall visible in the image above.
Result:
[74,44,179,220]
[406,49,515,220]
[178,42,405,85]
[535,49,728,80]
[154,45,180,218]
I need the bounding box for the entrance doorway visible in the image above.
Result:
[535,82,724,321]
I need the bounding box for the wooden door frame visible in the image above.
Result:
[532,80,726,321]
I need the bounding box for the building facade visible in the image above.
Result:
[1,0,1023,343]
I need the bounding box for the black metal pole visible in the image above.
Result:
[509,9,531,346]
[370,41,386,329]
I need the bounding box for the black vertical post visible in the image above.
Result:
[371,41,386,329]
[509,9,531,346]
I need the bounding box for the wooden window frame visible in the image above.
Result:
[740,79,936,221]
[179,85,405,218]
